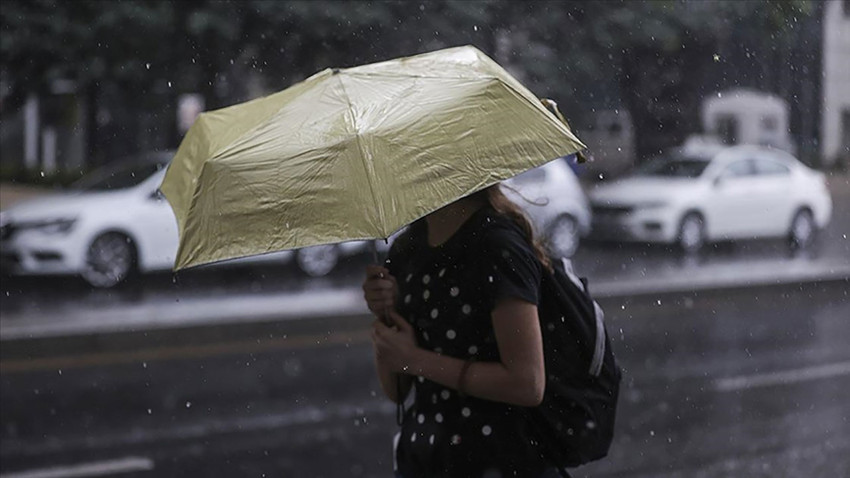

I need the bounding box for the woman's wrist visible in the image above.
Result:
[406,346,428,376]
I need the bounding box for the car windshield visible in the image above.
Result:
[70,161,166,191]
[635,155,711,178]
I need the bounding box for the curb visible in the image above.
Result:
[3,263,849,343]
[1,263,847,365]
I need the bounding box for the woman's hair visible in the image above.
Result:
[475,185,553,271]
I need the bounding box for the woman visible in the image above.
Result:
[362,184,561,478]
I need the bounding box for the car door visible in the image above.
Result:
[749,157,795,236]
[706,159,759,239]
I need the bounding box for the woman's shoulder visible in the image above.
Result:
[479,208,533,250]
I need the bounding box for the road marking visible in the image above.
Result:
[714,360,850,392]
[0,457,153,478]
[2,401,395,458]
[0,329,372,374]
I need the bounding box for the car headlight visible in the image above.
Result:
[18,218,77,235]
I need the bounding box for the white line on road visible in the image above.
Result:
[0,457,154,478]
[714,360,850,392]
[3,401,396,459]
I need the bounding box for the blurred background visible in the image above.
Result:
[1,1,848,477]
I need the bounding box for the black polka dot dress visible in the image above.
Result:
[386,206,550,478]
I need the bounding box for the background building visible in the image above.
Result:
[821,0,850,168]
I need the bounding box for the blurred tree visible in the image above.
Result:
[0,0,818,169]
[587,0,816,160]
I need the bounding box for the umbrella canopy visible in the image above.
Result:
[161,45,585,270]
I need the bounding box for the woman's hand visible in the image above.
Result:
[372,311,418,374]
[362,265,398,319]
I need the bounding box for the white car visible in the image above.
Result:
[295,157,593,276]
[503,156,591,258]
[0,151,294,288]
[588,145,832,252]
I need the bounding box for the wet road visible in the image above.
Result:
[2,224,848,323]
[2,281,848,477]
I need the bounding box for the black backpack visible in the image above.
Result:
[525,257,622,476]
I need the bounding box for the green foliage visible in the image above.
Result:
[1,0,818,162]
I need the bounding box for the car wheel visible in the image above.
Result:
[677,212,706,254]
[297,244,340,277]
[789,209,815,249]
[81,232,137,288]
[547,215,580,258]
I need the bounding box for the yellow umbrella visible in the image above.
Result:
[161,45,585,270]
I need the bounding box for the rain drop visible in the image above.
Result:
[186,401,192,408]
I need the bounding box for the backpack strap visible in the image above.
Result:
[589,301,606,377]
[558,258,607,377]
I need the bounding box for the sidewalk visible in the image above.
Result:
[2,255,848,342]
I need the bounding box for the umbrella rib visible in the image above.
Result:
[335,72,386,240]
[346,72,500,81]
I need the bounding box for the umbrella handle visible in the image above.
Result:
[371,240,395,326]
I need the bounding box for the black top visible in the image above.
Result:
[386,206,548,478]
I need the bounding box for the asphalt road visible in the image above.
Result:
[2,281,848,478]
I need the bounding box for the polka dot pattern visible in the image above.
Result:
[383,208,548,474]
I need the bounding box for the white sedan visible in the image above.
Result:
[503,156,591,258]
[0,152,293,288]
[588,145,832,252]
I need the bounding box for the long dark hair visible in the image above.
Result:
[473,184,552,272]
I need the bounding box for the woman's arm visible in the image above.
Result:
[373,341,414,404]
[375,297,545,407]
[363,265,411,402]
